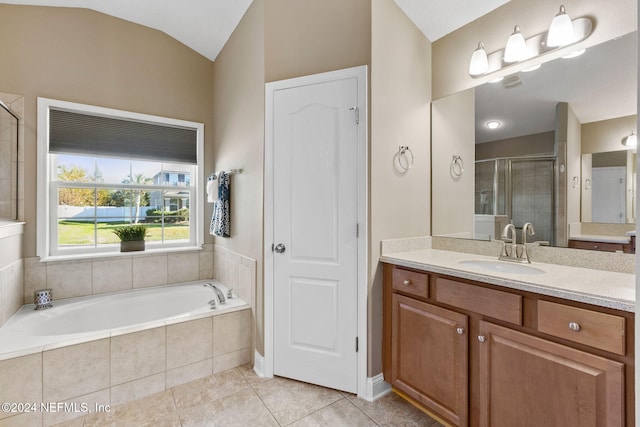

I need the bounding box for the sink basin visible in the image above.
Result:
[459,260,545,275]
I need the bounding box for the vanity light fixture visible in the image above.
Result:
[562,48,586,59]
[486,120,502,130]
[522,64,542,72]
[504,26,528,63]
[468,5,592,78]
[623,131,637,147]
[469,42,489,76]
[547,5,575,47]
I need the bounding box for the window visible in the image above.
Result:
[37,98,204,259]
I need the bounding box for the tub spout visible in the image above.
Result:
[204,283,226,305]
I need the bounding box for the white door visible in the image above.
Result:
[270,74,360,392]
[592,167,626,223]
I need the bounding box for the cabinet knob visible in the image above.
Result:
[403,280,411,286]
[456,327,465,335]
[568,322,581,332]
[478,335,486,343]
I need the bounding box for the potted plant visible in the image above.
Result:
[112,224,148,252]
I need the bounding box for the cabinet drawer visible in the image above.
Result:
[392,268,428,298]
[538,300,626,355]
[434,278,522,325]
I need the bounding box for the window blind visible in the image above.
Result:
[49,109,198,164]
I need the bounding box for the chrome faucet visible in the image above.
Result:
[499,222,535,263]
[500,223,518,259]
[204,283,226,305]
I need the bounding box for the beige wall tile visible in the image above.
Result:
[110,373,165,407]
[0,353,42,420]
[132,255,167,288]
[0,411,42,427]
[92,257,132,294]
[238,263,253,306]
[166,317,212,369]
[199,250,213,280]
[0,260,23,325]
[23,257,46,305]
[42,388,110,427]
[213,348,251,374]
[46,260,92,300]
[166,358,212,388]
[111,327,166,385]
[213,309,251,356]
[43,339,110,402]
[167,252,200,284]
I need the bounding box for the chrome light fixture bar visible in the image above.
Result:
[468,15,592,78]
[622,131,637,148]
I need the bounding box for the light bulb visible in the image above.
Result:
[547,5,575,47]
[504,26,527,63]
[469,42,489,76]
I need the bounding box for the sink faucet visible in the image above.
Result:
[204,283,226,305]
[501,223,518,259]
[499,223,535,263]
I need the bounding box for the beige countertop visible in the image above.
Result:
[380,248,635,312]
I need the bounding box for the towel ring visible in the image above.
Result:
[397,146,414,171]
[451,155,464,177]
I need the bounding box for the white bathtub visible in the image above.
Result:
[0,280,249,357]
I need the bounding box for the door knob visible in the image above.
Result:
[274,243,286,253]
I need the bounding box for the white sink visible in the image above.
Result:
[459,260,545,275]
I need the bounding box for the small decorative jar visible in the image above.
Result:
[34,289,53,310]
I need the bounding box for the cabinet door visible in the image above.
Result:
[391,294,468,426]
[478,321,624,427]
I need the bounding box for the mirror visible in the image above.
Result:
[432,31,637,247]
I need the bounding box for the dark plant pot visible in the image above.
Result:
[120,240,145,252]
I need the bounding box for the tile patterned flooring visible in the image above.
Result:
[56,365,444,426]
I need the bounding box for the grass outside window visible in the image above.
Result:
[58,221,190,246]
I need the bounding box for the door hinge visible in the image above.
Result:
[356,223,359,238]
[271,243,274,252]
[355,337,359,352]
[349,106,360,125]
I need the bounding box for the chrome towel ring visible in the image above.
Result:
[397,146,414,171]
[451,155,464,177]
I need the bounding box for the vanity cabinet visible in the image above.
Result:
[382,262,634,427]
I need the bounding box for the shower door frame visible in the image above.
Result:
[0,101,20,221]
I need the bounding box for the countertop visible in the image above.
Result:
[380,248,635,312]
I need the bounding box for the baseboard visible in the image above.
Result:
[364,373,392,402]
[253,349,265,378]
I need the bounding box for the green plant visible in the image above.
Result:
[112,224,148,241]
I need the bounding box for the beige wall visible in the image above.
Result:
[370,0,431,376]
[264,0,371,83]
[432,89,475,237]
[567,105,582,229]
[582,115,638,154]
[476,131,555,160]
[0,5,215,258]
[432,0,637,100]
[212,0,266,354]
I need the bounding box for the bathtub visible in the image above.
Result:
[0,280,249,357]
[0,280,252,425]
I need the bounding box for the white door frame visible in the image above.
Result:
[264,65,368,398]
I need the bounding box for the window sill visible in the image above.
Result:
[39,245,205,263]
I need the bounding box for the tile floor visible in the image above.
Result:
[55,364,444,426]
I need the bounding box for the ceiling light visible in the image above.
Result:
[486,120,502,130]
[547,5,575,47]
[504,26,527,63]
[562,48,586,59]
[623,131,637,147]
[469,42,489,76]
[489,76,504,83]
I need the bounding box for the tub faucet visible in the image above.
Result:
[204,283,226,305]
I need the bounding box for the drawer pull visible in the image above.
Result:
[403,280,411,286]
[478,335,486,343]
[456,327,465,335]
[568,322,581,332]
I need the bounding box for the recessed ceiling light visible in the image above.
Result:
[486,120,502,130]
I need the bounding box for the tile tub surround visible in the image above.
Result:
[23,244,215,304]
[0,308,252,426]
[0,258,23,328]
[51,365,443,426]
[380,246,634,312]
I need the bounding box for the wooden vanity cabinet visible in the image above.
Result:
[382,262,634,427]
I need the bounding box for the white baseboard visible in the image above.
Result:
[253,350,266,378]
[363,374,392,402]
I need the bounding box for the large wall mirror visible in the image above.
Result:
[432,30,637,249]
